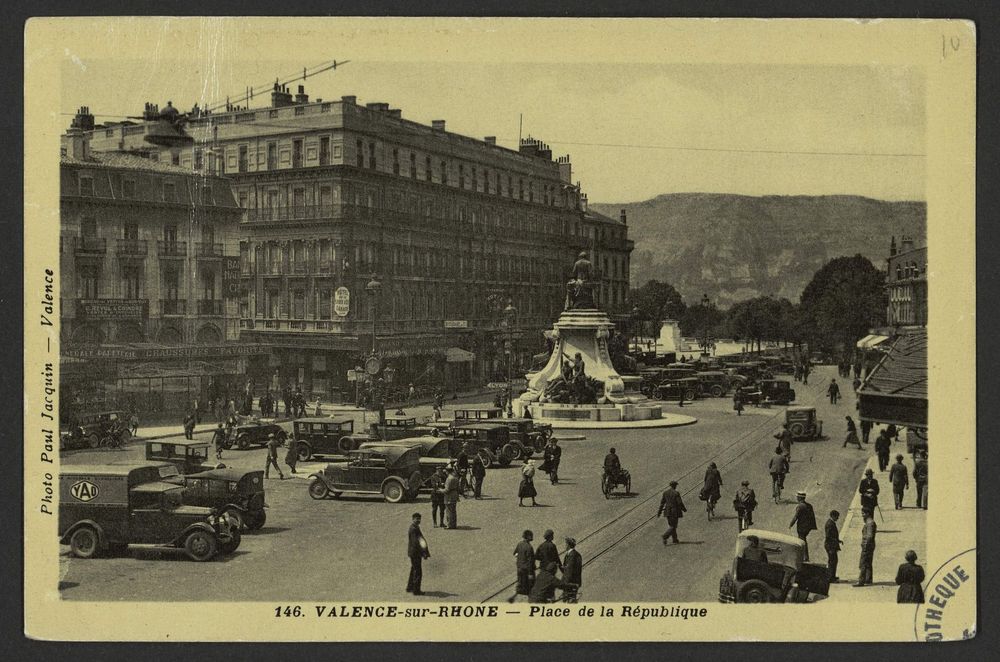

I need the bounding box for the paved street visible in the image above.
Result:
[60,366,906,603]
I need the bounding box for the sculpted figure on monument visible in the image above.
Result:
[565,251,597,310]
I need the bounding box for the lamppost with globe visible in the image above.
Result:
[365,274,386,425]
[700,293,714,357]
[503,299,517,417]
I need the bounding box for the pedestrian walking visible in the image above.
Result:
[182,410,196,440]
[541,438,562,484]
[843,416,863,449]
[824,510,842,582]
[793,364,802,382]
[456,443,471,495]
[895,550,926,603]
[827,378,840,404]
[874,429,891,469]
[768,446,790,503]
[852,377,861,393]
[129,411,139,437]
[443,467,460,529]
[853,512,877,587]
[775,424,793,460]
[562,538,582,602]
[264,433,285,480]
[913,450,928,509]
[861,419,874,445]
[802,362,810,385]
[733,387,744,416]
[212,423,226,460]
[535,529,563,573]
[513,530,536,598]
[657,480,686,545]
[859,468,880,514]
[788,490,817,561]
[889,455,909,509]
[518,459,539,506]
[429,466,447,526]
[470,453,487,499]
[733,480,757,532]
[284,435,299,474]
[408,383,416,404]
[406,513,430,595]
[701,462,723,519]
[283,386,292,418]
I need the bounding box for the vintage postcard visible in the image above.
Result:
[23,17,975,641]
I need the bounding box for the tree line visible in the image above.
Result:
[627,254,887,355]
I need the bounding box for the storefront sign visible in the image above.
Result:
[222,256,242,298]
[76,299,148,320]
[63,343,270,361]
[334,287,351,317]
[444,320,469,329]
[347,369,358,382]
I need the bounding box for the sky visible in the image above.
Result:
[55,18,926,203]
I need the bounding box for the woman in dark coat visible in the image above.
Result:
[702,462,723,518]
[896,549,926,603]
[733,387,744,416]
[518,459,538,506]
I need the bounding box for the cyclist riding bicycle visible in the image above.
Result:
[603,447,622,484]
[768,446,790,503]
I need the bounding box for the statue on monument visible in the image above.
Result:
[565,251,598,310]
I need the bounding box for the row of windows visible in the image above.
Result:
[76,171,210,204]
[77,219,219,244]
[75,264,220,302]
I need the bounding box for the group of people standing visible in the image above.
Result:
[513,529,583,603]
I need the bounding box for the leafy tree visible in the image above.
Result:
[679,300,725,340]
[627,280,686,338]
[799,255,886,353]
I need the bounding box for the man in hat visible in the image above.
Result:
[562,538,582,601]
[824,510,843,582]
[741,535,768,564]
[470,452,487,499]
[788,491,817,561]
[768,446,790,503]
[603,447,622,483]
[859,468,880,514]
[827,378,841,405]
[854,511,877,587]
[843,416,863,449]
[889,454,909,509]
[861,418,874,446]
[542,438,562,485]
[733,480,758,532]
[212,422,227,460]
[264,433,285,480]
[513,530,535,598]
[429,465,447,526]
[874,428,892,470]
[913,450,928,509]
[774,424,794,460]
[657,481,687,545]
[535,529,562,573]
[443,466,460,529]
[406,512,430,595]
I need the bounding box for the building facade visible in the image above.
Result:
[59,131,255,415]
[72,85,633,399]
[885,235,927,327]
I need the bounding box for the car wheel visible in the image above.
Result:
[87,434,100,449]
[382,479,405,503]
[276,430,287,443]
[237,434,250,450]
[184,530,218,562]
[308,478,330,500]
[246,509,266,531]
[684,389,697,401]
[789,422,806,437]
[710,385,725,398]
[738,579,774,603]
[501,443,520,464]
[338,436,354,454]
[69,526,99,559]
[296,443,312,462]
[223,507,245,531]
[219,527,241,555]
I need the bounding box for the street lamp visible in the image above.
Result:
[503,298,517,417]
[366,274,384,424]
[700,293,712,357]
[366,275,382,355]
[631,306,640,354]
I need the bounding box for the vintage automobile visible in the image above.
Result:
[229,419,287,450]
[60,410,131,450]
[718,529,830,603]
[358,440,452,487]
[145,439,222,475]
[727,362,773,386]
[336,415,438,452]
[307,446,425,503]
[59,463,241,561]
[167,468,268,531]
[291,417,357,460]
[654,378,701,402]
[740,380,797,406]
[452,407,504,421]
[448,422,518,467]
[785,406,823,440]
[695,371,731,398]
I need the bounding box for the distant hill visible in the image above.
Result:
[591,193,926,307]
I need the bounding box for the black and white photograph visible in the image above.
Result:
[22,17,975,641]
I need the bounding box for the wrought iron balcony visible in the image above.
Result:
[116,239,148,256]
[75,236,107,254]
[157,240,187,257]
[195,242,224,258]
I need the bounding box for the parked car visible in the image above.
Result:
[336,415,438,452]
[168,468,268,531]
[655,378,700,402]
[229,419,286,450]
[145,439,221,475]
[718,529,830,603]
[306,446,425,503]
[59,463,241,561]
[452,407,504,421]
[741,380,796,406]
[449,422,516,467]
[785,406,823,440]
[358,439,452,487]
[291,417,356,460]
[60,410,131,450]
[696,371,731,397]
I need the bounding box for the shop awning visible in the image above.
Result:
[445,347,475,363]
[857,329,927,428]
[856,334,890,349]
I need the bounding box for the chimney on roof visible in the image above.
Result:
[519,137,539,158]
[901,236,914,253]
[65,126,90,160]
[387,109,402,119]
[431,120,446,131]
[341,95,357,105]
[620,209,627,225]
[295,85,309,105]
[580,192,588,212]
[557,154,572,184]
[71,106,95,132]
[271,82,293,108]
[484,136,496,146]
[889,236,897,256]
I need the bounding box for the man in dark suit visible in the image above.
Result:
[657,480,687,545]
[889,455,909,509]
[562,537,582,601]
[859,468,880,514]
[513,530,535,597]
[535,529,563,573]
[788,490,817,561]
[824,510,842,582]
[874,430,892,470]
[406,513,430,595]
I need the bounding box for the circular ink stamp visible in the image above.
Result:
[914,548,976,641]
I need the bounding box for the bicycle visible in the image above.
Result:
[706,495,718,520]
[770,472,785,503]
